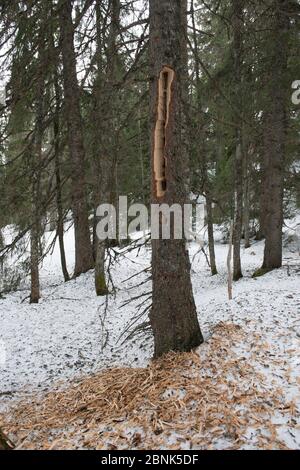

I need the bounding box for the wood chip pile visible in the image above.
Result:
[0,323,297,450]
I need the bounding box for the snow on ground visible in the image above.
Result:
[0,217,299,448]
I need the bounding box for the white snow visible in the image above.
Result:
[0,216,299,449]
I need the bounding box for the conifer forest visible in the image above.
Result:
[0,0,300,454]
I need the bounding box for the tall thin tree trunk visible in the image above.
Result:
[49,4,70,282]
[138,96,146,207]
[93,0,108,296]
[261,0,288,271]
[58,0,94,278]
[256,120,268,241]
[233,139,243,280]
[243,143,251,249]
[30,221,40,304]
[227,220,234,300]
[206,194,217,275]
[191,0,217,276]
[149,0,203,358]
[92,0,103,263]
[30,46,44,304]
[53,69,70,283]
[94,0,120,296]
[232,0,243,281]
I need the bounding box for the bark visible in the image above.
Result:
[48,209,57,232]
[191,0,217,276]
[243,143,251,249]
[256,146,266,240]
[94,0,120,296]
[206,194,217,275]
[92,0,103,265]
[232,0,243,281]
[262,0,289,271]
[30,43,44,304]
[58,0,94,278]
[227,221,234,300]
[49,3,70,282]
[233,139,243,280]
[30,221,40,304]
[53,64,70,283]
[149,0,203,358]
[95,239,108,296]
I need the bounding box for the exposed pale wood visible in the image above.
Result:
[154,67,174,198]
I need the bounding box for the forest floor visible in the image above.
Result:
[0,217,299,450]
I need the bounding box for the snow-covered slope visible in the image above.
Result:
[0,217,299,448]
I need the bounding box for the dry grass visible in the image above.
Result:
[0,323,295,450]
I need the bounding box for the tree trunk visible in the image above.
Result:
[49,4,70,283]
[58,0,94,278]
[261,0,288,271]
[206,194,217,275]
[30,43,44,304]
[191,0,217,276]
[30,223,40,304]
[227,220,234,300]
[243,143,251,249]
[149,0,203,358]
[232,0,243,281]
[257,115,271,242]
[233,139,243,280]
[30,157,41,303]
[53,66,70,283]
[94,0,120,296]
[256,151,266,241]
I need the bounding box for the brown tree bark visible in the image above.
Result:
[94,0,120,296]
[256,148,267,241]
[227,220,234,300]
[58,0,94,278]
[30,222,40,304]
[261,0,289,271]
[30,40,44,304]
[149,0,203,358]
[233,138,243,280]
[206,194,218,275]
[53,68,70,283]
[243,142,251,249]
[191,0,217,276]
[232,0,243,281]
[49,6,70,283]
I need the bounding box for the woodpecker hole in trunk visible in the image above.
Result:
[154,66,175,198]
